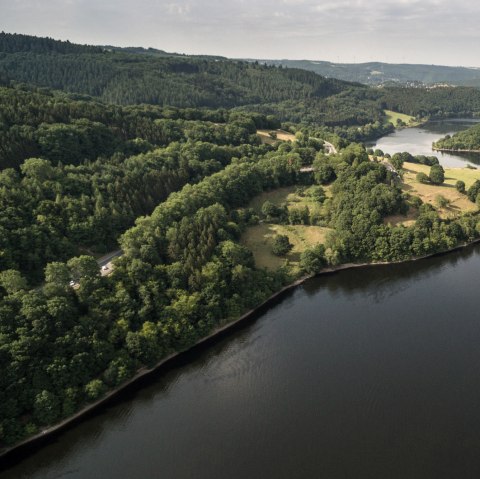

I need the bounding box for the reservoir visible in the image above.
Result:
[3,121,480,479]
[371,118,480,167]
[4,246,480,479]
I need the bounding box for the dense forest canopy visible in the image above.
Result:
[0,83,282,282]
[3,33,480,126]
[257,59,480,87]
[434,122,480,151]
[2,31,480,453]
[0,34,351,110]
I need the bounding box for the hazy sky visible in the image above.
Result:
[2,0,479,66]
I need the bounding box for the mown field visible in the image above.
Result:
[392,162,480,221]
[383,109,417,127]
[241,185,332,273]
[256,129,296,144]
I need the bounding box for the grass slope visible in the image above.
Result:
[256,129,296,145]
[383,109,417,127]
[241,186,332,273]
[401,162,480,218]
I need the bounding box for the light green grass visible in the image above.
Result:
[240,223,332,273]
[257,129,296,144]
[400,162,480,218]
[384,109,417,127]
[247,185,331,218]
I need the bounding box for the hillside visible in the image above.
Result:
[254,59,480,87]
[433,122,480,151]
[0,83,280,281]
[0,33,345,106]
[4,33,480,454]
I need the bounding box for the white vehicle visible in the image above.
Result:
[69,280,75,287]
[101,265,108,271]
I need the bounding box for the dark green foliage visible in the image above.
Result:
[429,164,445,185]
[271,235,293,256]
[416,172,430,184]
[0,32,102,54]
[434,123,480,151]
[379,86,480,118]
[299,244,327,274]
[0,85,272,281]
[261,201,288,223]
[0,34,349,111]
[306,185,326,203]
[392,152,439,167]
[456,180,466,194]
[390,154,404,170]
[0,33,397,131]
[467,180,480,202]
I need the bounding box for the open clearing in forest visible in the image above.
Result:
[400,162,480,219]
[242,185,332,272]
[383,208,418,227]
[383,110,418,127]
[241,223,331,273]
[247,185,332,217]
[257,129,296,144]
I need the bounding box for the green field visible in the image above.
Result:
[399,162,480,219]
[247,185,331,216]
[241,223,331,273]
[384,109,417,127]
[241,185,332,273]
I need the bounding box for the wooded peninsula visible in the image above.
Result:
[2,32,480,454]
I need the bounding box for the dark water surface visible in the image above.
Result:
[371,119,480,167]
[3,245,480,479]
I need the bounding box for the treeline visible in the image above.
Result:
[0,141,262,282]
[434,123,480,151]
[0,31,102,54]
[0,34,349,108]
[0,84,282,280]
[0,33,393,129]
[379,86,480,119]
[0,140,321,447]
[0,84,280,170]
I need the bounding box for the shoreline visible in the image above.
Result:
[2,236,480,464]
[432,146,480,154]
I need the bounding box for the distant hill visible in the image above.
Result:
[4,32,480,127]
[0,32,386,127]
[0,33,351,109]
[251,59,480,87]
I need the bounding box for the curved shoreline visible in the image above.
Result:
[432,146,480,154]
[2,236,480,464]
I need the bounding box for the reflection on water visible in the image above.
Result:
[4,247,480,478]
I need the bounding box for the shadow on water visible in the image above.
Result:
[0,283,299,476]
[303,242,480,302]
[3,243,480,478]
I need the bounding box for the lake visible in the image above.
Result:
[3,121,480,479]
[370,119,480,167]
[3,245,480,479]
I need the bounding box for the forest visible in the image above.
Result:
[433,122,480,151]
[2,32,480,451]
[4,33,480,128]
